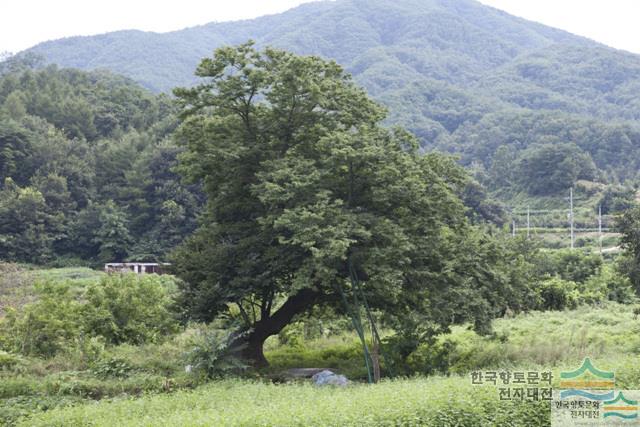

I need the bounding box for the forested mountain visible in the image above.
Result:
[21,0,640,197]
[0,61,203,264]
[26,0,589,92]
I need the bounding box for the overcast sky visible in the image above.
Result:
[2,0,640,54]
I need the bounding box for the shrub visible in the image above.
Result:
[0,350,27,373]
[81,274,180,345]
[536,277,578,310]
[0,274,181,357]
[535,249,602,283]
[405,339,456,375]
[277,322,306,348]
[580,264,635,304]
[0,283,83,357]
[90,357,136,379]
[183,326,248,379]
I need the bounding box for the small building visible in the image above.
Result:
[104,263,170,275]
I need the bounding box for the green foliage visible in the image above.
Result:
[0,395,84,427]
[172,43,533,368]
[599,185,636,214]
[20,377,550,426]
[90,357,135,379]
[80,274,180,346]
[0,179,56,262]
[580,263,635,304]
[517,143,597,195]
[92,201,133,263]
[0,274,180,356]
[618,206,640,292]
[22,0,640,198]
[536,277,578,310]
[534,249,602,283]
[267,334,369,379]
[0,351,26,373]
[0,283,83,357]
[183,327,248,379]
[0,64,201,265]
[3,297,640,425]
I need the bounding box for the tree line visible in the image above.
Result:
[0,57,202,264]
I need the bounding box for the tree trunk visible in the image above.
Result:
[235,287,321,368]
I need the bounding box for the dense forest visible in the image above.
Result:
[4,0,640,265]
[22,0,640,198]
[0,58,202,264]
[0,54,509,265]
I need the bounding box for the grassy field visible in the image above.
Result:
[0,264,103,315]
[12,303,639,426]
[266,303,640,382]
[2,266,640,426]
[21,377,549,427]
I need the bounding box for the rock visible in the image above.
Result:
[284,368,333,379]
[311,369,349,386]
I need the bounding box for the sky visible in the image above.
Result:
[2,0,640,54]
[477,0,640,54]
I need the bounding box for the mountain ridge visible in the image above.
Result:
[24,0,598,92]
[16,0,640,195]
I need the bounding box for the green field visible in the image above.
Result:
[21,377,549,427]
[2,265,640,426]
[4,301,640,426]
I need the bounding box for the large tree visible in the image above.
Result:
[171,42,528,366]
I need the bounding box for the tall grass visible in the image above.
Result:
[22,377,549,427]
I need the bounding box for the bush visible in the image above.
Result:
[90,357,136,379]
[277,322,306,348]
[81,274,180,345]
[536,277,578,310]
[0,274,181,357]
[183,326,248,379]
[0,283,83,357]
[0,350,27,373]
[580,264,635,304]
[535,249,602,283]
[405,339,456,375]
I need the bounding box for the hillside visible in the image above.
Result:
[0,64,202,264]
[26,0,590,92]
[11,0,640,207]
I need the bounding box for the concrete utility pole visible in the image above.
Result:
[569,187,574,250]
[598,205,603,255]
[527,206,530,239]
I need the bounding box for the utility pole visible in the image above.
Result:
[527,206,530,239]
[569,187,574,250]
[598,205,602,255]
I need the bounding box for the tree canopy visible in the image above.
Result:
[0,59,203,264]
[171,43,533,366]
